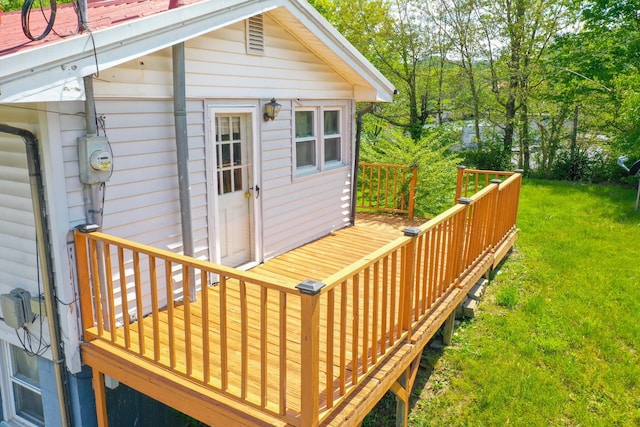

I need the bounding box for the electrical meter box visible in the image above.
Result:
[78,135,113,184]
[0,288,34,329]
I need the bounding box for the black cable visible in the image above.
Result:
[21,0,57,41]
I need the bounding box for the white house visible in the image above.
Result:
[0,0,394,425]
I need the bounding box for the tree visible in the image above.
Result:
[315,0,448,141]
[479,0,571,171]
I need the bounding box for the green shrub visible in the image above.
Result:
[360,126,462,217]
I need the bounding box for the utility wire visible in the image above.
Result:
[21,0,57,41]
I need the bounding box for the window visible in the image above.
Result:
[294,106,345,175]
[295,111,316,169]
[215,116,244,195]
[323,110,341,163]
[0,343,44,427]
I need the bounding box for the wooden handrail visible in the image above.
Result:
[357,162,418,218]
[316,173,520,419]
[455,166,518,200]
[74,230,302,424]
[75,166,522,426]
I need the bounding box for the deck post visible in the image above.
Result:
[91,369,109,427]
[488,179,502,251]
[74,228,96,335]
[455,165,466,201]
[296,280,325,427]
[442,311,456,345]
[408,165,418,218]
[391,353,421,427]
[402,227,421,339]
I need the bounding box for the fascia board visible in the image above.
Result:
[0,0,282,102]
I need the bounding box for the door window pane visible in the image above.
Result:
[233,143,242,165]
[232,117,241,140]
[219,118,230,141]
[216,115,245,194]
[221,144,231,167]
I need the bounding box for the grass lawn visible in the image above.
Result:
[365,179,640,426]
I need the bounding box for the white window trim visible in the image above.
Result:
[0,341,44,427]
[293,102,349,179]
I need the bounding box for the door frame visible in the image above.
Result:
[206,103,263,269]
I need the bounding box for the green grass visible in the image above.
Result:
[365,179,640,426]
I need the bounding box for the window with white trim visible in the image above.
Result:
[294,106,345,175]
[0,342,44,427]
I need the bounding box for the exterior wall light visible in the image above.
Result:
[263,98,281,121]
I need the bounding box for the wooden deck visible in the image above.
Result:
[76,170,522,427]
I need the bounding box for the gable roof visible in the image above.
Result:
[0,0,395,103]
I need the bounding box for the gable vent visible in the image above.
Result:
[246,14,265,55]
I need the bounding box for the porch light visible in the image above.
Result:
[263,98,281,121]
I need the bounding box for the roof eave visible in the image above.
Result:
[0,0,270,102]
[0,0,395,103]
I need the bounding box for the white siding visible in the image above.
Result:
[93,16,353,101]
[260,100,354,260]
[0,123,37,289]
[0,105,55,350]
[82,14,358,286]
[60,98,210,316]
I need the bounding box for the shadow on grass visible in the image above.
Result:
[363,342,446,427]
[362,262,510,426]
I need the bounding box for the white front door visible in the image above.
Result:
[213,114,256,267]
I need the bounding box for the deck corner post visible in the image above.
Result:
[408,165,418,218]
[74,229,95,334]
[489,180,502,254]
[455,165,466,201]
[297,280,324,427]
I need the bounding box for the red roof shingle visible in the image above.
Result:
[0,0,201,56]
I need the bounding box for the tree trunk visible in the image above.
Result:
[520,102,530,172]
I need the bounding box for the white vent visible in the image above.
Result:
[246,14,265,55]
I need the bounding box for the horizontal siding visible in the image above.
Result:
[0,108,41,333]
[60,98,209,317]
[59,101,92,226]
[93,16,353,100]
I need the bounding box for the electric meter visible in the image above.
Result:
[78,135,113,184]
[90,150,113,172]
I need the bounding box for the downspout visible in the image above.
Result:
[172,43,195,300]
[170,0,195,300]
[82,76,105,227]
[350,103,375,225]
[0,124,72,427]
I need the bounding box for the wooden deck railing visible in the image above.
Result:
[455,165,520,200]
[75,167,522,427]
[74,232,306,424]
[357,162,418,218]
[310,170,522,423]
